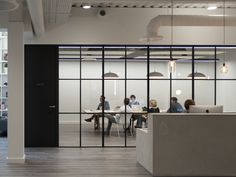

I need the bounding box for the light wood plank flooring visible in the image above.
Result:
[59,123,136,147]
[0,138,151,177]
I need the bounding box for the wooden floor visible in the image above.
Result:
[59,123,136,147]
[0,138,151,177]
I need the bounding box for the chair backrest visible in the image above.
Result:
[118,113,132,125]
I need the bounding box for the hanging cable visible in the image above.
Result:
[168,0,176,73]
[220,0,228,73]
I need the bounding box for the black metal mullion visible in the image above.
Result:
[79,46,82,147]
[147,46,150,111]
[169,46,172,112]
[214,47,217,105]
[124,46,127,147]
[102,46,105,147]
[192,46,195,100]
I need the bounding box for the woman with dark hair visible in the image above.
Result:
[184,99,195,113]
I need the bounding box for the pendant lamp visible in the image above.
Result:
[148,71,164,79]
[220,0,228,74]
[187,72,207,79]
[103,71,119,79]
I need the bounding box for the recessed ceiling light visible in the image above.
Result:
[82,5,91,9]
[207,6,217,10]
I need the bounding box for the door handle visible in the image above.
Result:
[49,105,56,108]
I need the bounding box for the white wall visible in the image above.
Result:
[25,8,236,45]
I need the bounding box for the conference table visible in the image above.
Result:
[83,109,147,133]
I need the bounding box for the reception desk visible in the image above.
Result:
[136,113,236,176]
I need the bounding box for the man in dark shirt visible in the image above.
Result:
[85,95,110,129]
[167,97,183,113]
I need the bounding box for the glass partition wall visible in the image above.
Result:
[59,45,236,147]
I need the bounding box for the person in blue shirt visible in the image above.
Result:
[167,97,184,113]
[129,95,140,107]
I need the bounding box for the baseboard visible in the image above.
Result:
[7,154,25,163]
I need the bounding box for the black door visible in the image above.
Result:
[25,45,58,147]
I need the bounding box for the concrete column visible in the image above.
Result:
[7,22,25,163]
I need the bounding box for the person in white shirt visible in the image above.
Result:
[105,98,132,135]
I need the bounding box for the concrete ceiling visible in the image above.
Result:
[43,0,72,24]
[41,0,236,26]
[25,0,236,36]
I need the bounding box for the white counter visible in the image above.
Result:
[136,113,236,176]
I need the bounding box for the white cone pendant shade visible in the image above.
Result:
[148,71,164,79]
[103,71,119,79]
[187,72,207,79]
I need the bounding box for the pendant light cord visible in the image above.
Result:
[223,0,226,64]
[170,0,173,59]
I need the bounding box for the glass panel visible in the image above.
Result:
[104,46,125,79]
[81,46,102,79]
[195,80,214,105]
[127,80,147,146]
[59,46,80,79]
[127,46,147,79]
[217,81,236,112]
[59,114,80,146]
[150,80,170,112]
[172,47,192,79]
[172,80,192,111]
[104,80,125,146]
[59,80,80,112]
[150,46,169,79]
[81,80,102,146]
[217,47,236,79]
[104,46,125,146]
[194,47,215,79]
[59,80,80,146]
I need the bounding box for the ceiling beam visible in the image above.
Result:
[26,0,45,36]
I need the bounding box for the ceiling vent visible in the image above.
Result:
[0,0,19,12]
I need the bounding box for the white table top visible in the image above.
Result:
[83,109,147,114]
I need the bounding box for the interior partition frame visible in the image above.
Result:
[58,44,232,148]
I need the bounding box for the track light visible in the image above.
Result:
[207,5,217,10]
[82,4,91,9]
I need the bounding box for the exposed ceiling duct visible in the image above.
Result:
[143,15,236,42]
[0,0,19,12]
[26,0,45,36]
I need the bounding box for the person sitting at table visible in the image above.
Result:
[127,94,141,130]
[135,99,160,128]
[104,98,132,136]
[129,95,140,108]
[85,95,110,129]
[167,97,183,113]
[184,99,195,113]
